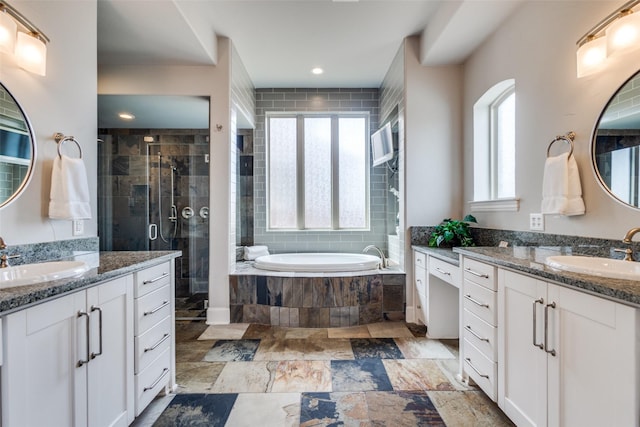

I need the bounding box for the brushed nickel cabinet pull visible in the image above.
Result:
[143,272,169,285]
[465,357,489,379]
[464,294,490,308]
[544,302,557,357]
[532,298,544,350]
[144,300,170,316]
[90,305,103,359]
[464,268,489,279]
[144,368,170,392]
[144,333,170,353]
[77,311,90,367]
[465,325,489,342]
[435,267,451,276]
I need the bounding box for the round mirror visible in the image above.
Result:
[0,83,35,209]
[592,70,640,209]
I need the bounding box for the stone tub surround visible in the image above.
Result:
[230,262,406,327]
[0,250,181,315]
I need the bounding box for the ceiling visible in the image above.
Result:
[96,0,523,128]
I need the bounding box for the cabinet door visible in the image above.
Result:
[2,290,87,427]
[87,276,134,427]
[498,270,548,427]
[547,284,639,427]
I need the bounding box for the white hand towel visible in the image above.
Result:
[541,152,585,216]
[244,245,270,260]
[48,155,92,220]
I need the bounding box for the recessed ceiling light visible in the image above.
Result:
[311,67,324,75]
[118,112,135,120]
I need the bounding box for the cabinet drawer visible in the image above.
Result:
[415,265,426,296]
[414,251,426,269]
[135,285,171,335]
[463,280,497,326]
[135,262,171,298]
[463,339,497,401]
[463,308,497,361]
[429,257,460,287]
[135,315,172,374]
[135,347,171,416]
[463,258,496,291]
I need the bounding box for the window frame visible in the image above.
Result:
[265,111,370,231]
[471,79,519,212]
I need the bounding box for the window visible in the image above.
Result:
[473,80,518,210]
[267,113,369,230]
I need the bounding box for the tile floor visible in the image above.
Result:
[133,320,514,426]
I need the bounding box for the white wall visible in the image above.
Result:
[0,0,97,245]
[99,38,234,325]
[463,1,640,238]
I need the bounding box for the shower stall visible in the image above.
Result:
[97,129,210,319]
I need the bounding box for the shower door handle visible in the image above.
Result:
[148,224,158,240]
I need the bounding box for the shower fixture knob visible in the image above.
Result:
[181,207,194,219]
[199,207,209,219]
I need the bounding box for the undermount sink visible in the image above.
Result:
[545,255,640,280]
[0,261,90,288]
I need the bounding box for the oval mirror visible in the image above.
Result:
[592,70,640,209]
[0,83,35,209]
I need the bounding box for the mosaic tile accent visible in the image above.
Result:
[152,393,237,427]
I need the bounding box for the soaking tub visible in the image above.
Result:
[253,253,381,272]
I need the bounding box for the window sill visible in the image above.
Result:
[469,198,520,212]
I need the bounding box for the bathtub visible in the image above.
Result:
[254,253,381,272]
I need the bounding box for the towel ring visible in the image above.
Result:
[546,131,576,158]
[54,132,83,159]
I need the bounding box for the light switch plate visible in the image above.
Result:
[72,220,84,236]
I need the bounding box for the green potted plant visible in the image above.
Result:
[428,215,478,247]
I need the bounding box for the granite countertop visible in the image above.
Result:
[412,245,460,266]
[454,246,640,308]
[0,251,181,315]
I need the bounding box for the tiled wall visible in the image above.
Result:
[97,129,210,298]
[236,129,254,247]
[229,272,406,327]
[251,88,389,254]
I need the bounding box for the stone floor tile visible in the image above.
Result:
[225,393,301,427]
[202,339,260,362]
[175,340,214,362]
[367,321,414,338]
[300,392,369,426]
[211,361,278,393]
[331,359,393,392]
[350,338,405,359]
[197,323,250,340]
[175,362,226,393]
[327,325,371,338]
[428,390,515,426]
[394,337,456,359]
[271,360,333,392]
[152,393,238,427]
[366,391,446,426]
[383,359,457,391]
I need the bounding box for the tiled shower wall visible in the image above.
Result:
[236,129,254,247]
[97,129,210,298]
[252,88,389,254]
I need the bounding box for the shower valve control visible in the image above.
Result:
[199,207,209,219]
[181,207,194,219]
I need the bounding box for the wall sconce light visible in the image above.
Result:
[577,0,640,78]
[0,1,48,76]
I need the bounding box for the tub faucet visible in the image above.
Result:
[363,245,388,269]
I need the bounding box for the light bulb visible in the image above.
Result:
[15,32,46,76]
[576,36,607,78]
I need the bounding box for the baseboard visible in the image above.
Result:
[405,306,416,324]
[206,307,230,325]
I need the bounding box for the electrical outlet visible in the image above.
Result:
[72,220,84,236]
[529,213,544,231]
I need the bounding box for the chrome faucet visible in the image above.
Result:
[615,227,640,261]
[363,245,388,269]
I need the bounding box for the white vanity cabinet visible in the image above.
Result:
[413,249,461,338]
[498,269,639,427]
[1,275,135,427]
[461,257,498,400]
[133,261,175,416]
